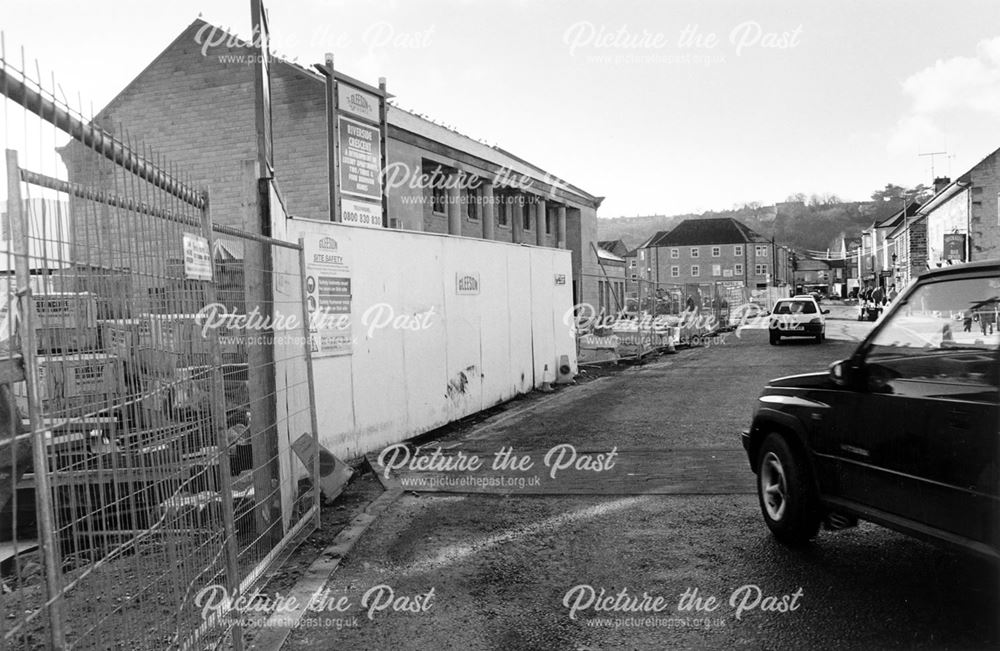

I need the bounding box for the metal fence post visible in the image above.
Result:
[242,162,282,545]
[297,239,321,528]
[6,149,67,649]
[200,192,245,651]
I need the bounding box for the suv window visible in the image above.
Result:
[865,274,1000,386]
[773,300,816,315]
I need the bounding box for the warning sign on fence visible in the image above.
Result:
[182,232,212,281]
[304,235,353,357]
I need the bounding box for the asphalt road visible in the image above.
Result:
[286,328,999,651]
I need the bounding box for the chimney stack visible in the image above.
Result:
[933,176,951,193]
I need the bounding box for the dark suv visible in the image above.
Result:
[741,260,999,560]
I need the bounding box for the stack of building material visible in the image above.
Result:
[13,293,124,417]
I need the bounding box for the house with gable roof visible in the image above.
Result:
[59,18,606,307]
[640,217,793,290]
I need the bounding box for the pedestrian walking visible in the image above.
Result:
[977,304,996,336]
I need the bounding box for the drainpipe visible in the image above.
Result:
[743,243,748,288]
[771,237,776,291]
[967,186,973,262]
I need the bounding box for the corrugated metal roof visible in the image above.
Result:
[596,248,625,263]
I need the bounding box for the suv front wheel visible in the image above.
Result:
[756,433,821,545]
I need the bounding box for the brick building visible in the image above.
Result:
[623,246,640,299]
[639,217,793,290]
[915,146,1000,273]
[59,19,605,306]
[865,200,924,290]
[881,200,925,288]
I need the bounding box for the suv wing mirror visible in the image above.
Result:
[822,309,830,314]
[829,359,855,386]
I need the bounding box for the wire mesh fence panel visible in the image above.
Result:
[206,232,318,601]
[1,43,318,650]
[577,274,680,364]
[574,274,782,363]
[5,150,237,651]
[0,203,51,650]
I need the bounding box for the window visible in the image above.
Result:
[755,245,768,257]
[522,200,532,231]
[735,263,743,275]
[755,264,768,276]
[670,248,679,259]
[734,245,743,256]
[425,162,448,215]
[671,265,680,278]
[465,183,480,221]
[629,259,637,268]
[496,195,509,227]
[865,275,999,385]
[690,247,700,258]
[691,265,700,277]
[630,273,638,280]
[712,246,721,257]
[712,264,722,277]
[545,207,552,235]
[774,300,817,315]
[431,182,447,215]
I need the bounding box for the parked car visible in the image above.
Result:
[741,260,1000,560]
[769,297,829,344]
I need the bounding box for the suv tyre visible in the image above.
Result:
[756,433,821,545]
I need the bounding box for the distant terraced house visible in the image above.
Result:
[637,217,794,290]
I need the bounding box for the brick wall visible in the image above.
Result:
[969,149,1000,260]
[909,219,927,274]
[62,21,257,234]
[423,203,449,234]
[58,20,261,315]
[651,242,767,286]
[384,140,428,230]
[566,205,603,308]
[925,189,969,264]
[270,62,328,220]
[459,189,485,239]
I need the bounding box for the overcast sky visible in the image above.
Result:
[3,0,1000,217]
